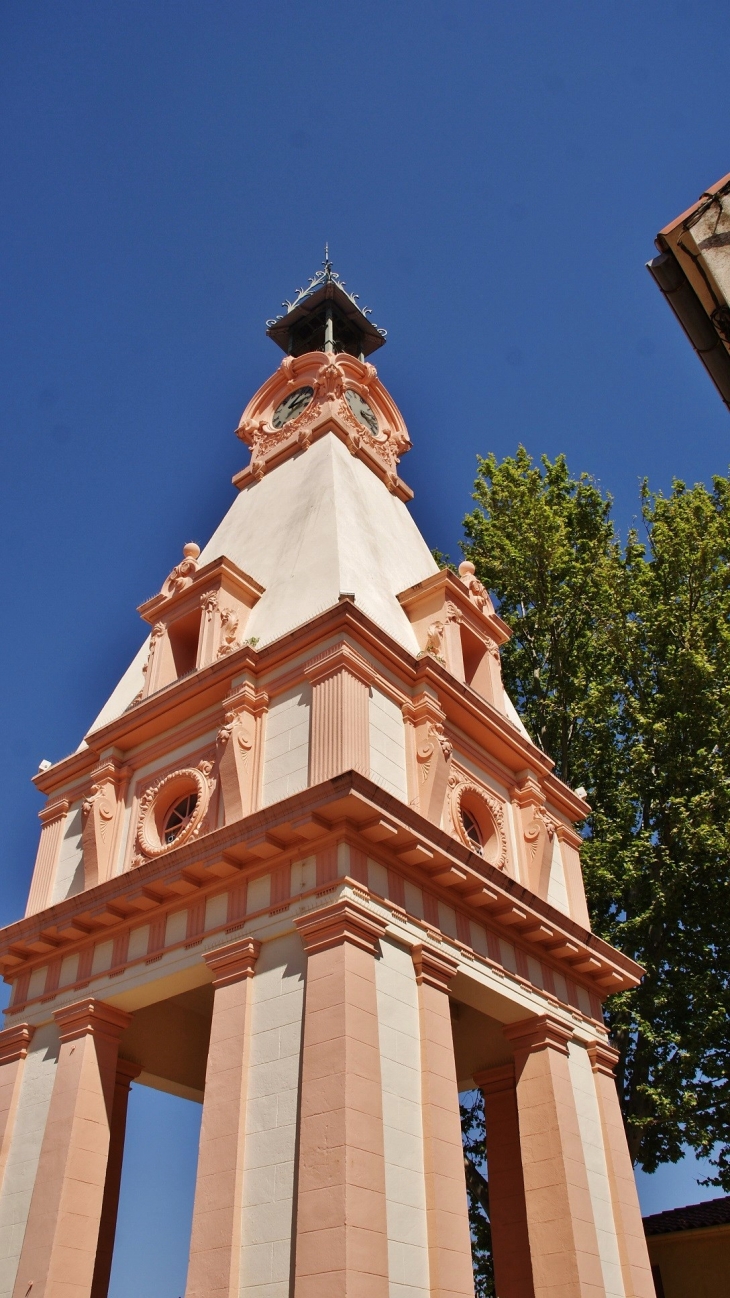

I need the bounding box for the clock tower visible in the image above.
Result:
[0,260,654,1298]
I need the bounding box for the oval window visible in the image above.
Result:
[461,808,484,853]
[163,792,198,844]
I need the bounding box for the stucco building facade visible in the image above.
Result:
[0,262,654,1298]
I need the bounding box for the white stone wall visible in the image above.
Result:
[546,833,569,915]
[0,1023,59,1296]
[375,937,430,1298]
[261,686,311,807]
[568,1042,625,1298]
[50,803,84,904]
[239,931,305,1298]
[369,688,408,803]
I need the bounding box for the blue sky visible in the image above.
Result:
[1,3,729,1291]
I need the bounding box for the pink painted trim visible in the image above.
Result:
[13,998,129,1297]
[294,899,390,1298]
[413,945,475,1298]
[185,938,259,1298]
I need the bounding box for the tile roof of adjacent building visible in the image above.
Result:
[643,1196,730,1236]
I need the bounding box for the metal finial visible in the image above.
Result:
[265,253,387,340]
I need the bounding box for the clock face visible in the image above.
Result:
[271,385,314,430]
[345,388,379,438]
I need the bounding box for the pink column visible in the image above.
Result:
[90,1058,141,1298]
[587,1042,655,1298]
[293,898,390,1298]
[12,998,131,1298]
[0,1024,34,1192]
[26,798,68,916]
[185,935,261,1298]
[474,1063,535,1298]
[306,646,371,783]
[412,944,475,1298]
[503,1015,606,1298]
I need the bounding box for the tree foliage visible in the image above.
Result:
[459,448,730,1284]
[460,1089,493,1298]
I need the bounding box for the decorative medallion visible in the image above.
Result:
[135,762,214,860]
[449,771,508,869]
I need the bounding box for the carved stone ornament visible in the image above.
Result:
[217,707,255,759]
[216,606,240,657]
[82,784,116,838]
[448,770,508,869]
[458,561,495,616]
[416,722,453,783]
[523,805,556,860]
[235,351,411,495]
[135,762,214,861]
[423,620,445,658]
[161,542,201,599]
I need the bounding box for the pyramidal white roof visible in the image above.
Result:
[87,431,438,736]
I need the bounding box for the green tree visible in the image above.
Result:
[458,449,730,1285]
[460,1089,493,1298]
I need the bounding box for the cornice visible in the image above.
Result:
[0,771,642,1000]
[29,600,517,784]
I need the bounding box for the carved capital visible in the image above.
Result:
[473,1062,515,1097]
[304,642,376,688]
[54,998,132,1045]
[411,942,459,991]
[295,898,388,956]
[204,936,261,988]
[115,1058,142,1088]
[38,798,69,827]
[502,1013,573,1058]
[586,1039,620,1078]
[0,1023,34,1065]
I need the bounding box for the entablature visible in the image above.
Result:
[1,772,641,1018]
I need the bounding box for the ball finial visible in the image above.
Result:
[183,542,200,561]
[458,560,475,578]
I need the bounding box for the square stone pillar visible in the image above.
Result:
[473,1063,535,1298]
[306,645,371,783]
[185,935,261,1298]
[412,944,475,1298]
[0,1024,34,1192]
[90,1058,141,1298]
[26,798,68,916]
[12,998,131,1298]
[293,898,390,1298]
[587,1042,655,1298]
[503,1015,606,1298]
